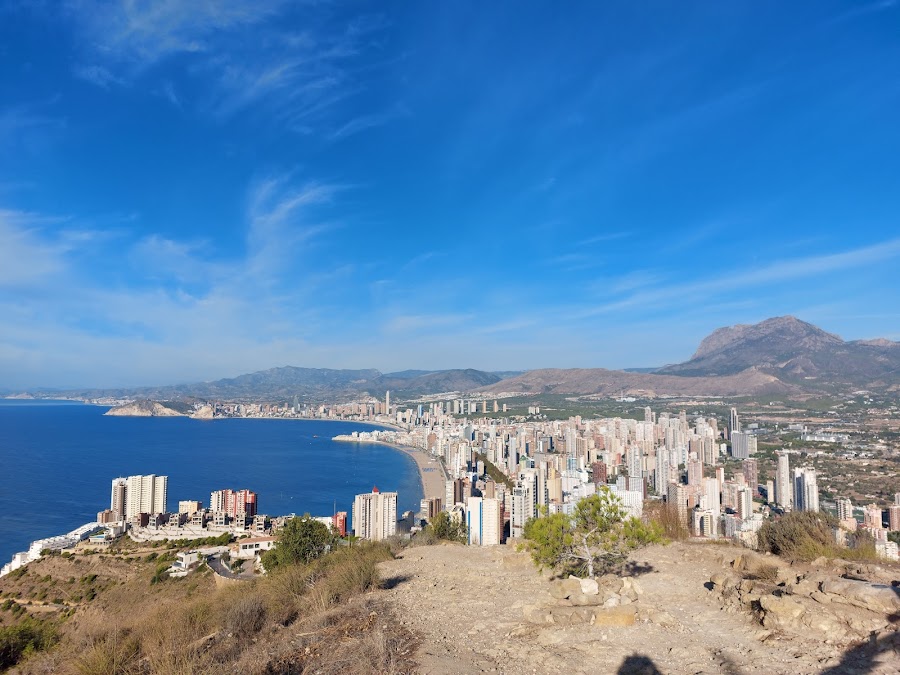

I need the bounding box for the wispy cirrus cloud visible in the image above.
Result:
[65,1,391,137]
[68,0,287,66]
[576,237,900,318]
[329,105,409,141]
[72,64,126,89]
[0,172,352,386]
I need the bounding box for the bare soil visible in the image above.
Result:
[378,541,900,674]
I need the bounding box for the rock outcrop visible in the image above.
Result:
[104,399,183,417]
[708,552,900,646]
[190,404,215,419]
[522,574,642,626]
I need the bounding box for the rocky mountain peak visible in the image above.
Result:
[691,315,842,360]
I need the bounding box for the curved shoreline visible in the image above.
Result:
[334,437,445,502]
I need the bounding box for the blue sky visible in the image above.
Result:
[1,1,899,389]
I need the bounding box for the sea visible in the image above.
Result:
[0,400,423,565]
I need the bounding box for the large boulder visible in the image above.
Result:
[548,577,583,600]
[820,579,900,615]
[759,595,806,630]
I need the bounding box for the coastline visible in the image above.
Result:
[334,437,445,502]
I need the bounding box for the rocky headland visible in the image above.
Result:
[103,399,183,417]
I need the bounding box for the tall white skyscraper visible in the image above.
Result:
[729,407,741,438]
[737,487,753,520]
[466,497,501,546]
[775,451,792,510]
[793,468,820,512]
[510,471,537,539]
[121,474,168,518]
[352,487,397,541]
[730,431,756,460]
[702,476,721,515]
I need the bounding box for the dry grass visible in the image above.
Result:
[8,542,413,674]
[260,598,417,675]
[644,501,689,541]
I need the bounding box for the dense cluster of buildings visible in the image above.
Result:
[342,402,900,560]
[6,398,897,578]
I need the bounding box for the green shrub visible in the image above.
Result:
[0,617,59,670]
[524,489,664,578]
[757,510,877,561]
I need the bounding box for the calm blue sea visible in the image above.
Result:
[0,400,423,564]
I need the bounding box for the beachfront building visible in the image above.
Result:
[352,487,397,541]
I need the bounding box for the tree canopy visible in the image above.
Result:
[523,488,663,578]
[429,511,468,543]
[262,515,336,570]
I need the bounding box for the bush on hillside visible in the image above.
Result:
[524,489,664,578]
[428,511,467,543]
[0,617,59,670]
[757,510,877,561]
[262,515,336,571]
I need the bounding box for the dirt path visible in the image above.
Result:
[377,542,887,674]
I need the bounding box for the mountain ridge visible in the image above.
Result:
[19,317,900,401]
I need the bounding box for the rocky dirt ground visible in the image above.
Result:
[377,541,900,675]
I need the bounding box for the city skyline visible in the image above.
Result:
[2,2,900,389]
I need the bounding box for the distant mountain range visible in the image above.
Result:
[481,316,899,398]
[43,367,508,402]
[13,317,899,402]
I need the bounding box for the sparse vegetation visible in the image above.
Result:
[1,539,411,673]
[428,511,467,543]
[261,514,336,570]
[644,500,689,541]
[0,616,59,670]
[523,489,664,578]
[757,511,878,562]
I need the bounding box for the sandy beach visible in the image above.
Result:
[390,444,447,502]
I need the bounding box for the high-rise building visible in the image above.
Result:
[333,511,348,537]
[385,390,390,412]
[687,459,703,487]
[121,474,168,518]
[730,431,756,459]
[210,489,258,518]
[775,451,792,509]
[742,458,759,495]
[352,487,397,541]
[888,505,900,532]
[864,503,883,529]
[110,478,127,520]
[729,407,741,438]
[667,482,689,524]
[793,468,819,512]
[737,487,753,520]
[837,498,854,522]
[702,476,721,514]
[591,461,607,485]
[510,471,537,538]
[466,497,501,545]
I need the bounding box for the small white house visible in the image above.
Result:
[233,536,276,559]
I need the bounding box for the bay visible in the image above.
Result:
[0,400,423,564]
